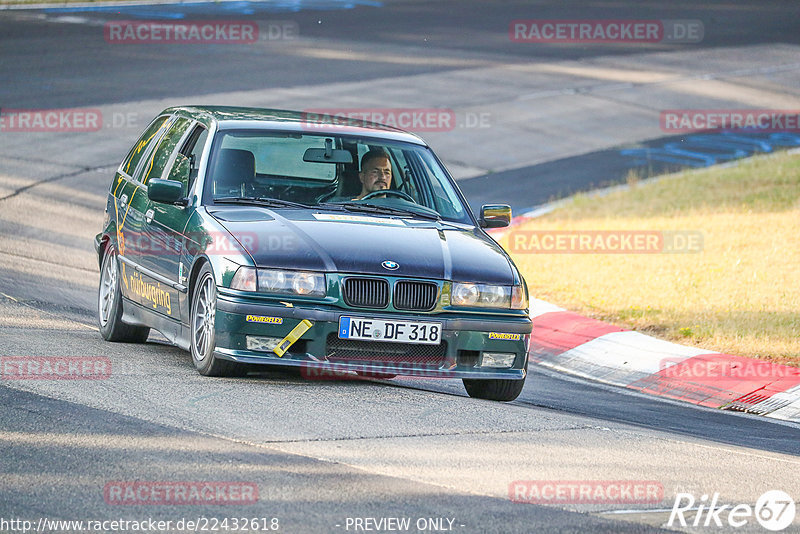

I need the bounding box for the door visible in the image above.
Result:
[140,121,209,322]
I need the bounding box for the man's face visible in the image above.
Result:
[359,157,392,196]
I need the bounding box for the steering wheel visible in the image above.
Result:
[314,181,340,204]
[360,189,416,203]
[316,190,337,203]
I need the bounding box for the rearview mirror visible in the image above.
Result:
[303,138,353,164]
[480,204,512,228]
[303,148,353,164]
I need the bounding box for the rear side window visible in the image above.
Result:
[140,117,192,185]
[120,116,170,177]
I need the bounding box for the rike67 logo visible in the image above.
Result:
[668,490,796,531]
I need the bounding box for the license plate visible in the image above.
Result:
[338,317,442,345]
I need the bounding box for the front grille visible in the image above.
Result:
[326,334,447,367]
[342,277,389,308]
[394,280,438,311]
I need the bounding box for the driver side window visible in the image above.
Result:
[180,126,208,191]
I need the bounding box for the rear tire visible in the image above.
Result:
[97,244,150,343]
[463,375,526,402]
[190,264,247,377]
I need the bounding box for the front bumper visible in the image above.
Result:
[214,294,531,380]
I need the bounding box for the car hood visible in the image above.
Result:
[208,207,515,283]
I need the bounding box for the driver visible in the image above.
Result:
[354,149,392,200]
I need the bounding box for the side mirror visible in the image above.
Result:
[480,204,512,228]
[148,178,186,205]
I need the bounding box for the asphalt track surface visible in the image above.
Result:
[1,1,800,532]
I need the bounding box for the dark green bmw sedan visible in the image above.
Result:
[95,106,532,401]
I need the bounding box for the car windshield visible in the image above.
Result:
[205,130,473,224]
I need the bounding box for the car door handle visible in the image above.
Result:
[145,209,154,223]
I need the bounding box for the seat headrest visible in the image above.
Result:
[213,148,256,194]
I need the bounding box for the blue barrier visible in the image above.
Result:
[45,0,383,18]
[621,132,800,168]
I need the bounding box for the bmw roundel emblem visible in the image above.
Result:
[381,260,399,270]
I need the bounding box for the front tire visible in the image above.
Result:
[463,375,526,402]
[97,244,150,343]
[190,264,247,377]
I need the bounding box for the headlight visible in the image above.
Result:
[451,282,510,308]
[482,284,508,307]
[291,272,322,296]
[230,267,326,298]
[259,269,286,292]
[452,282,480,305]
[450,282,527,310]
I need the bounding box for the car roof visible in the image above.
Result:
[164,105,428,146]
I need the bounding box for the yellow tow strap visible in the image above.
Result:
[273,320,313,357]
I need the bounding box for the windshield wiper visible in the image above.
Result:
[321,201,441,221]
[214,196,313,209]
[215,197,442,221]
